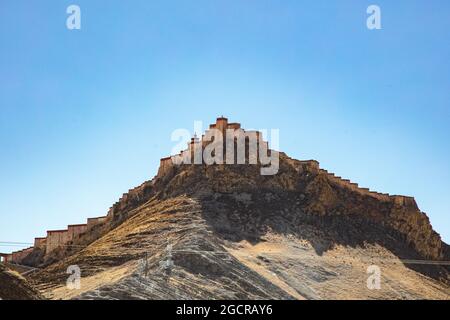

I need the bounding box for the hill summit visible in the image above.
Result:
[4,117,449,299]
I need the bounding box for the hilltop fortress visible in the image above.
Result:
[158,116,279,176]
[158,117,416,207]
[0,117,428,265]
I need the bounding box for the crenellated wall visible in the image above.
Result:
[391,195,417,208]
[157,156,174,178]
[10,247,33,264]
[11,251,19,262]
[34,237,46,249]
[67,224,88,242]
[4,116,426,263]
[318,168,417,209]
[297,160,320,171]
[22,247,33,261]
[11,251,20,263]
[156,117,270,179]
[46,230,69,253]
[227,122,241,130]
[87,216,107,229]
[107,180,154,220]
[6,212,111,261]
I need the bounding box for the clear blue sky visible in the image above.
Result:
[1,1,449,254]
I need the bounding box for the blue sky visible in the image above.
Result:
[1,0,449,254]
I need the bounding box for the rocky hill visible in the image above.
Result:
[0,264,43,300]
[3,117,445,299]
[25,149,449,299]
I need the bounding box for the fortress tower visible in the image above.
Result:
[157,116,274,177]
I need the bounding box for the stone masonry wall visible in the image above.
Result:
[46,230,69,254]
[318,168,418,209]
[9,213,111,263]
[87,216,107,230]
[67,224,88,242]
[34,238,46,249]
[156,117,268,180]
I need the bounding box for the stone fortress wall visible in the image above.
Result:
[87,216,107,229]
[319,168,417,208]
[9,247,34,264]
[34,237,46,249]
[68,224,88,242]
[4,215,107,265]
[46,230,70,253]
[157,117,270,178]
[2,116,419,265]
[294,159,418,209]
[159,117,418,211]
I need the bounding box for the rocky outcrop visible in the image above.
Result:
[30,191,449,299]
[16,117,447,268]
[0,264,42,300]
[16,118,449,299]
[107,180,155,226]
[146,152,447,263]
[23,148,446,291]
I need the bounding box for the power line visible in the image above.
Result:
[0,241,88,249]
[1,242,450,266]
[0,241,33,245]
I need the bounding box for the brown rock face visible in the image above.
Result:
[26,129,448,299]
[140,153,447,263]
[0,264,42,300]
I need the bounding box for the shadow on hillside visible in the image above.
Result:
[196,193,449,284]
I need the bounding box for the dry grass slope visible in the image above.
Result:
[25,153,450,300]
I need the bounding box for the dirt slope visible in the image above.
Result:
[28,153,449,299]
[0,264,43,300]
